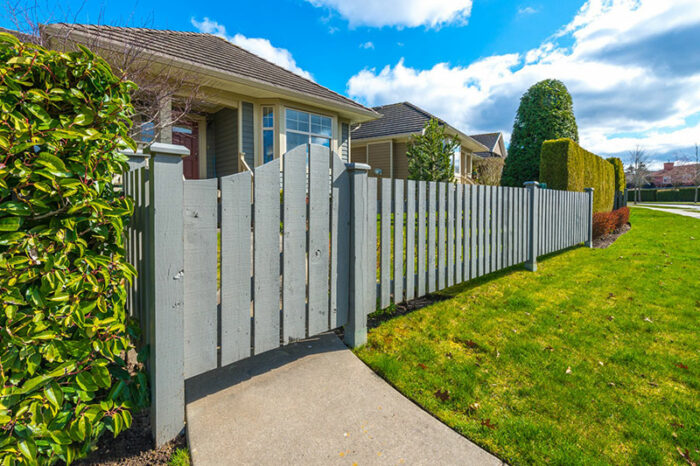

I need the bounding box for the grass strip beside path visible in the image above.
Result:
[356,208,699,465]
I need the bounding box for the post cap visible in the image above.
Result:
[523,181,540,187]
[121,149,148,158]
[146,142,190,157]
[345,162,371,172]
[584,187,595,192]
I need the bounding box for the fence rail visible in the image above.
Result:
[124,143,593,446]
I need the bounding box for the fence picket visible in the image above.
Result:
[438,183,447,290]
[367,178,378,311]
[308,146,331,335]
[283,147,306,342]
[331,154,350,328]
[428,182,437,292]
[381,179,392,308]
[183,179,218,378]
[220,172,252,365]
[447,183,455,287]
[406,180,416,301]
[417,181,427,297]
[394,179,404,304]
[456,184,463,284]
[470,185,477,279]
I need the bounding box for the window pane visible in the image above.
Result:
[311,114,332,136]
[453,146,461,175]
[263,107,274,129]
[286,131,309,152]
[263,129,274,163]
[311,136,330,147]
[286,109,309,132]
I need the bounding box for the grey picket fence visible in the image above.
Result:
[122,143,593,446]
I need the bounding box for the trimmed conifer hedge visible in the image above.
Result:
[606,157,625,193]
[540,138,615,212]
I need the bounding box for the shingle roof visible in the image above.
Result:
[469,133,501,152]
[44,24,375,117]
[352,102,452,140]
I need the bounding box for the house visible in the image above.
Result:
[649,162,700,187]
[39,24,379,179]
[470,132,508,159]
[350,102,489,183]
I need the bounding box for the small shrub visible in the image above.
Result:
[0,33,147,464]
[592,207,629,239]
[472,157,504,186]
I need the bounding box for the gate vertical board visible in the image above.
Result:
[417,181,427,297]
[380,179,391,308]
[253,158,282,353]
[456,184,464,283]
[283,147,306,342]
[497,187,503,271]
[331,154,350,328]
[477,185,484,277]
[447,184,455,287]
[406,181,416,301]
[308,146,331,335]
[470,186,477,279]
[183,179,218,378]
[428,182,437,293]
[220,172,252,365]
[393,179,405,304]
[438,183,447,290]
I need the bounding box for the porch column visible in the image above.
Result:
[157,95,173,144]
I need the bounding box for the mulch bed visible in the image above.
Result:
[76,411,186,466]
[593,223,631,249]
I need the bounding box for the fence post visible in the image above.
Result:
[345,162,371,347]
[585,187,594,248]
[524,181,539,272]
[145,142,189,445]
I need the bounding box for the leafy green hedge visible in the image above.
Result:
[630,187,699,202]
[606,157,625,193]
[0,33,147,464]
[540,138,614,212]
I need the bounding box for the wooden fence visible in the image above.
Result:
[123,143,593,445]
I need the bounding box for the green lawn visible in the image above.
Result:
[356,208,699,465]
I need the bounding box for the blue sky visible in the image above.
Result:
[4,0,700,168]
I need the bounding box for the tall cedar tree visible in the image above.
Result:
[502,79,579,187]
[407,118,460,182]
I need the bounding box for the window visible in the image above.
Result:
[452,145,461,177]
[262,106,274,163]
[285,109,332,152]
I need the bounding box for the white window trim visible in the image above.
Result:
[281,106,336,153]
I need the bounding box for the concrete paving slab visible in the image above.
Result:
[186,333,504,466]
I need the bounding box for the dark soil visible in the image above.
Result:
[593,223,631,249]
[367,293,450,329]
[76,411,186,465]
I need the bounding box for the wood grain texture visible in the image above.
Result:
[456,184,463,284]
[381,179,392,308]
[417,181,427,297]
[447,183,455,287]
[183,178,218,378]
[308,145,331,336]
[331,153,350,328]
[253,157,281,354]
[393,179,404,303]
[220,172,251,365]
[427,182,437,293]
[405,180,416,301]
[438,182,446,290]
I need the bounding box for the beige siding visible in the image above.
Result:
[367,142,392,178]
[351,145,366,164]
[393,142,409,180]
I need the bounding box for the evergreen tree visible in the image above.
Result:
[407,118,460,182]
[502,79,579,187]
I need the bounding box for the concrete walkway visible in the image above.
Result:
[186,333,504,465]
[633,204,700,219]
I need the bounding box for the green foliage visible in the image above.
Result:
[169,448,191,466]
[407,119,459,182]
[632,188,698,202]
[606,157,625,193]
[472,157,504,186]
[0,33,147,464]
[502,79,579,187]
[540,138,614,212]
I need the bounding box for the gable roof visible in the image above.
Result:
[42,24,377,120]
[470,133,501,152]
[351,102,488,152]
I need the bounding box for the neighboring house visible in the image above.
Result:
[649,162,700,187]
[350,102,489,183]
[470,132,508,159]
[38,24,378,179]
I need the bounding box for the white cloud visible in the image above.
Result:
[518,6,538,15]
[346,0,700,160]
[191,17,313,81]
[359,41,375,49]
[305,0,473,28]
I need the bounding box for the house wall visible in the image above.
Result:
[212,108,239,177]
[241,102,255,169]
[340,122,350,162]
[351,145,367,164]
[393,142,409,180]
[367,142,392,178]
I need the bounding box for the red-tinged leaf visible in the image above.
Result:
[676,362,689,370]
[417,363,427,370]
[434,389,450,401]
[481,418,497,430]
